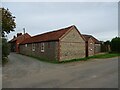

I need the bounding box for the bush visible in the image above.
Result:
[2,38,10,65]
[2,57,8,65]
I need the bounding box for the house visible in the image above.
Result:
[9,33,31,53]
[82,34,101,57]
[20,25,86,62]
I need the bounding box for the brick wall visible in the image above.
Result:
[19,41,58,61]
[95,44,101,54]
[88,38,95,56]
[59,28,85,61]
[16,34,31,52]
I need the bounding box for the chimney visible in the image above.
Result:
[13,35,16,38]
[17,33,22,37]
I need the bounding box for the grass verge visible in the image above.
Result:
[88,53,120,59]
[20,52,120,64]
[59,53,120,63]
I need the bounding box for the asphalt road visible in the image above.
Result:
[3,53,118,88]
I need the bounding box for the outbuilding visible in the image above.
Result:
[82,34,101,57]
[9,33,31,53]
[20,25,86,62]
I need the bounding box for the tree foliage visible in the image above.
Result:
[1,8,16,37]
[0,8,16,65]
[104,40,110,45]
[110,37,120,53]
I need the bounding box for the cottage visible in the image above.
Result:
[9,33,31,53]
[20,25,86,62]
[82,34,101,57]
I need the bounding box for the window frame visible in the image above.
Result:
[25,44,27,47]
[41,42,45,52]
[90,42,93,45]
[90,48,93,51]
[32,43,35,51]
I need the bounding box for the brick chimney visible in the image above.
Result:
[17,33,22,37]
[13,35,16,38]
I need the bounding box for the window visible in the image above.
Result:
[25,44,27,47]
[90,42,92,45]
[90,49,93,51]
[32,43,35,51]
[41,43,44,52]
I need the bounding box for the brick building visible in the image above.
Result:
[20,25,86,62]
[82,34,101,57]
[9,33,31,53]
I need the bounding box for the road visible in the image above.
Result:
[3,53,118,88]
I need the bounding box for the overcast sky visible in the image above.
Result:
[2,2,118,41]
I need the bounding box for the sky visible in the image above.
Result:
[2,2,118,41]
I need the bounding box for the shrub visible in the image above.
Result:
[2,38,10,65]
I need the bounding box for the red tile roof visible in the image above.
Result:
[9,33,31,43]
[82,34,92,41]
[21,25,74,44]
[82,34,100,44]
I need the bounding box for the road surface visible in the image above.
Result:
[3,53,118,88]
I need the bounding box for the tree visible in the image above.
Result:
[104,40,110,45]
[0,8,16,65]
[1,8,16,37]
[111,37,120,53]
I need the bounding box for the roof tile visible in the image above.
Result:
[21,25,74,44]
[9,33,31,43]
[82,34,100,44]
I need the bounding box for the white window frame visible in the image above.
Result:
[25,44,27,47]
[90,42,92,45]
[41,43,44,52]
[90,48,93,51]
[32,43,35,51]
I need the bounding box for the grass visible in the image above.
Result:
[58,53,120,63]
[87,53,120,59]
[59,57,88,63]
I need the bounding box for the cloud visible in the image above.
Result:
[2,2,118,41]
[2,0,119,2]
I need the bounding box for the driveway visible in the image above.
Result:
[3,53,118,88]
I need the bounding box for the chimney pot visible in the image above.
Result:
[17,33,22,37]
[13,35,16,38]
